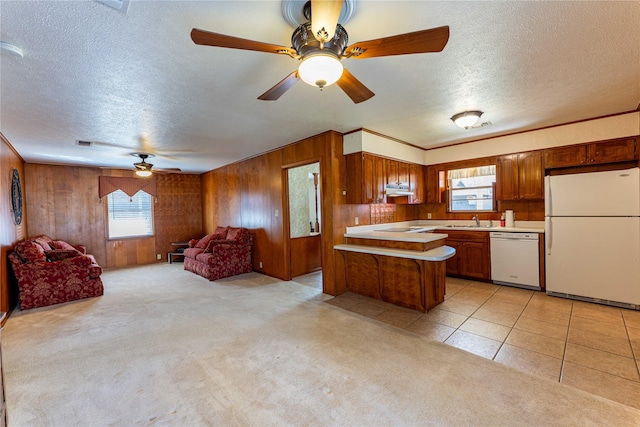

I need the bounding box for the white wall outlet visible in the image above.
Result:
[342,190,347,196]
[355,216,359,225]
[275,209,279,217]
[157,254,161,260]
[259,261,263,268]
[427,213,432,219]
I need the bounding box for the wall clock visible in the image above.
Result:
[11,168,23,225]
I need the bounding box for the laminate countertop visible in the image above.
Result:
[334,243,455,261]
[343,230,448,243]
[347,220,545,235]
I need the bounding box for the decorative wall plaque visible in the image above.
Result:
[11,168,23,225]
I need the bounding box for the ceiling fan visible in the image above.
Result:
[190,0,449,103]
[132,153,182,177]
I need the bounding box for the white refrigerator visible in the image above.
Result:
[545,167,640,309]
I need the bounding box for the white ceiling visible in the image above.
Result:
[1,1,639,174]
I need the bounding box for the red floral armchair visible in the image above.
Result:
[183,226,253,281]
[8,235,104,310]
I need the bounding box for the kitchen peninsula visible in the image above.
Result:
[334,228,455,312]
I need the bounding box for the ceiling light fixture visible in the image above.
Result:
[0,41,24,58]
[133,153,154,177]
[451,111,484,129]
[298,52,344,89]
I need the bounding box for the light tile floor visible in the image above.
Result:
[319,275,640,411]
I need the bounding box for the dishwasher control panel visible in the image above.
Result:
[490,232,539,240]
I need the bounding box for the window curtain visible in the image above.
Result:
[447,165,496,180]
[98,176,157,199]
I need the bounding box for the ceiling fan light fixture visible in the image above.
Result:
[298,53,343,89]
[135,170,153,177]
[451,111,484,129]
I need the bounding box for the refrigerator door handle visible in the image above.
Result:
[544,175,551,216]
[545,217,552,255]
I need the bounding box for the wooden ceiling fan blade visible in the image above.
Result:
[258,71,300,101]
[336,68,374,104]
[154,168,182,175]
[191,28,295,55]
[311,0,344,42]
[346,26,450,59]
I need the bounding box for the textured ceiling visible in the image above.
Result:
[1,1,639,174]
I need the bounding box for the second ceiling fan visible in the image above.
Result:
[191,0,449,103]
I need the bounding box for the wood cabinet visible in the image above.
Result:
[443,230,491,280]
[409,163,424,204]
[346,152,424,205]
[386,158,410,185]
[544,137,637,169]
[425,165,441,203]
[386,159,399,185]
[346,152,386,204]
[496,151,544,200]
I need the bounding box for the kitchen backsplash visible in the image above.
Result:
[370,204,396,224]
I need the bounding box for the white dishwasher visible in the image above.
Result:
[490,232,540,290]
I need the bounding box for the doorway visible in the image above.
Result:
[286,162,322,281]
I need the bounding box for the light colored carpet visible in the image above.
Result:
[3,264,640,426]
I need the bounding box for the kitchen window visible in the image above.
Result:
[106,189,154,238]
[448,165,496,212]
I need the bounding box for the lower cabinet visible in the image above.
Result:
[443,230,491,281]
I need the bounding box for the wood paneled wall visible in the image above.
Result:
[155,173,203,260]
[25,164,202,269]
[201,131,346,294]
[0,133,27,315]
[26,164,107,265]
[200,130,423,295]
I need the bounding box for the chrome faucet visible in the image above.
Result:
[472,216,481,227]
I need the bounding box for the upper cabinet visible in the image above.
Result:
[425,165,441,203]
[544,137,637,169]
[496,151,544,200]
[345,152,424,205]
[346,152,386,204]
[408,163,424,204]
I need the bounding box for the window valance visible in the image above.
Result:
[447,165,496,180]
[98,176,157,199]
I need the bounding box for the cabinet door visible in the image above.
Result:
[425,165,440,203]
[588,138,637,164]
[386,159,399,185]
[518,151,544,199]
[444,240,461,276]
[409,163,424,204]
[373,155,386,203]
[496,154,519,200]
[398,162,409,186]
[362,153,375,203]
[544,145,587,168]
[460,241,490,280]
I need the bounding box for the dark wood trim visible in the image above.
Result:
[546,161,638,176]
[282,157,324,281]
[0,132,25,163]
[425,109,640,152]
[343,128,425,151]
[281,157,322,170]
